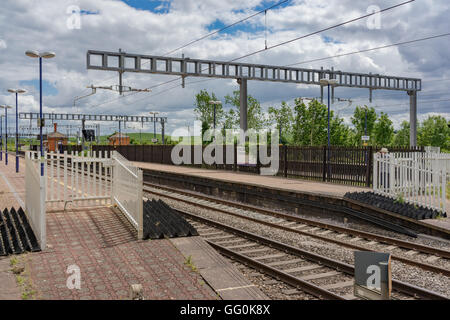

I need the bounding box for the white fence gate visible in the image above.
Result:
[45,151,113,207]
[373,152,448,214]
[25,152,46,248]
[112,151,143,239]
[24,150,144,249]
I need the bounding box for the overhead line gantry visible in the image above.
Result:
[86,49,421,146]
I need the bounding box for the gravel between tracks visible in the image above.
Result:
[147,192,450,298]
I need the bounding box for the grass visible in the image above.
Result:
[184,255,198,272]
[10,254,36,300]
[447,182,450,200]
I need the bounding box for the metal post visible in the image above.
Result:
[15,92,19,172]
[213,104,216,131]
[118,120,121,146]
[81,118,86,150]
[0,115,2,161]
[161,119,165,145]
[238,78,248,140]
[327,84,331,181]
[153,116,156,140]
[408,91,417,147]
[5,107,8,165]
[39,57,44,176]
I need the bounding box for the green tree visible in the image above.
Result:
[351,106,377,145]
[374,112,394,146]
[393,121,410,146]
[292,99,328,146]
[418,115,450,149]
[330,117,351,146]
[268,101,294,143]
[194,89,224,128]
[224,90,268,130]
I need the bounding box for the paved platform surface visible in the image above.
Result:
[0,155,219,300]
[0,257,21,300]
[171,236,268,300]
[0,155,25,208]
[134,162,368,198]
[27,206,218,300]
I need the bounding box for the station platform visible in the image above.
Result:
[133,162,368,199]
[0,157,264,300]
[135,162,450,239]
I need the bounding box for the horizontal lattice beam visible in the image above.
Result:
[87,50,421,92]
[19,112,167,123]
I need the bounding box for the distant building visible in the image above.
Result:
[108,132,130,146]
[45,123,68,152]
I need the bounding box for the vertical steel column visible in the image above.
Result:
[408,91,417,147]
[39,57,44,176]
[15,92,19,172]
[5,107,8,165]
[238,78,248,136]
[161,119,165,145]
[81,118,86,150]
[0,115,2,161]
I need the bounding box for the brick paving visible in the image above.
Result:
[27,206,218,300]
[0,155,25,209]
[0,155,218,300]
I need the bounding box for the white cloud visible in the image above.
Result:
[0,0,448,134]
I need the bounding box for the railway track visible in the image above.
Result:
[143,182,450,277]
[179,209,447,300]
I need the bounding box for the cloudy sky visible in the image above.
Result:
[0,0,449,136]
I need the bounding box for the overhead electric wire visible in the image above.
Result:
[229,0,415,62]
[75,0,290,99]
[285,32,450,67]
[86,0,415,110]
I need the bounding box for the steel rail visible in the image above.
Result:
[206,240,346,300]
[178,209,448,300]
[143,185,450,276]
[143,181,450,258]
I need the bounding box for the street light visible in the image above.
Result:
[149,112,159,142]
[320,78,338,181]
[209,100,222,131]
[0,105,13,166]
[319,78,338,148]
[25,50,56,176]
[8,88,27,173]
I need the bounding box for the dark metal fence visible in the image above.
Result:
[55,144,424,187]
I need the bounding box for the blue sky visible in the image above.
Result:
[121,0,171,13]
[19,80,58,96]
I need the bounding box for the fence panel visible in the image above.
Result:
[374,152,448,213]
[112,151,143,239]
[25,152,46,248]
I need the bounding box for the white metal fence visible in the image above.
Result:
[25,152,46,248]
[112,151,143,239]
[47,151,113,207]
[374,152,448,214]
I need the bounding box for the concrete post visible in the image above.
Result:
[237,78,248,137]
[408,91,417,147]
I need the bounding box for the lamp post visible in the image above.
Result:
[149,112,159,142]
[8,89,27,173]
[0,105,13,165]
[25,50,56,176]
[209,100,222,131]
[319,78,338,181]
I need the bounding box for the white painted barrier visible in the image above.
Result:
[374,152,448,214]
[45,151,113,207]
[112,151,143,239]
[25,152,46,248]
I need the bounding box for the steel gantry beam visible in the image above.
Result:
[86,49,422,145]
[19,112,167,123]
